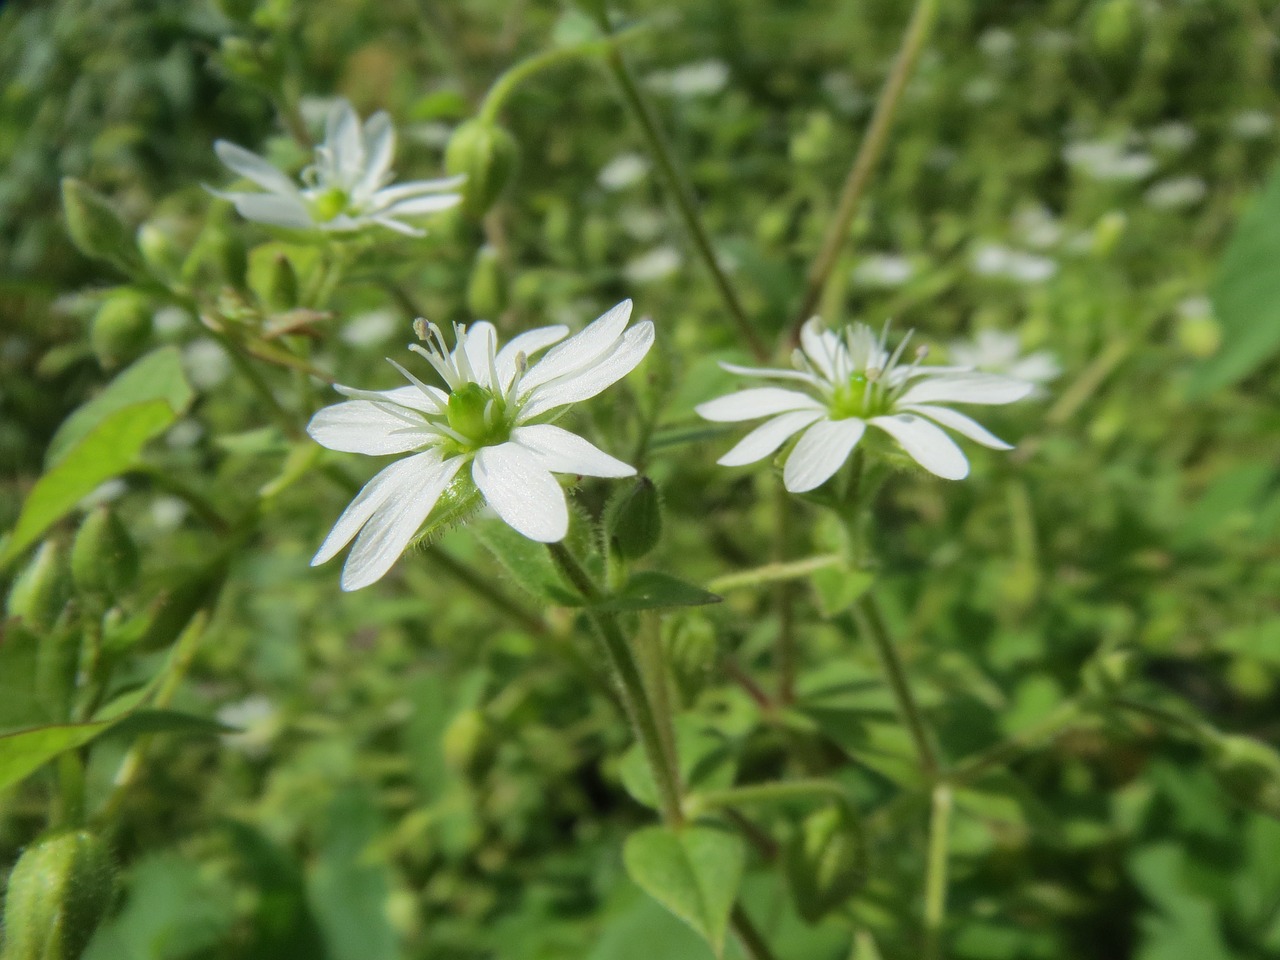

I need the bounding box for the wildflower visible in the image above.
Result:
[948,329,1061,392]
[212,99,462,236]
[851,254,914,289]
[1143,176,1207,210]
[1062,139,1156,183]
[309,300,654,590]
[697,319,1032,490]
[970,243,1058,284]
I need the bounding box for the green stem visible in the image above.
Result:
[547,542,685,826]
[849,594,940,778]
[211,329,301,439]
[731,905,777,960]
[707,553,843,594]
[687,778,851,816]
[595,22,768,360]
[774,480,798,705]
[636,612,682,796]
[53,752,86,828]
[787,0,939,339]
[923,783,953,960]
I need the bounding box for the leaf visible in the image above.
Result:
[619,717,738,811]
[810,566,874,617]
[1189,163,1280,395]
[597,572,722,612]
[476,519,578,605]
[0,621,46,732]
[46,346,193,467]
[623,824,745,958]
[0,709,223,794]
[4,400,176,564]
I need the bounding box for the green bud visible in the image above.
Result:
[445,119,519,217]
[90,293,151,369]
[1091,211,1127,257]
[664,615,719,704]
[1176,314,1222,359]
[71,506,140,601]
[263,252,300,312]
[466,245,508,319]
[1089,0,1141,60]
[1209,733,1280,820]
[61,178,141,275]
[785,803,867,923]
[2,830,115,960]
[6,542,71,633]
[604,477,663,562]
[136,223,185,282]
[1081,649,1136,696]
[442,709,498,780]
[446,383,497,444]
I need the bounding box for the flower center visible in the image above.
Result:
[311,186,349,222]
[446,382,508,448]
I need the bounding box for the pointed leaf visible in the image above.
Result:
[597,572,722,612]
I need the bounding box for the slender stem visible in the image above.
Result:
[210,329,302,438]
[53,752,86,828]
[774,481,798,705]
[426,545,549,636]
[731,905,777,960]
[547,542,685,825]
[787,0,939,340]
[923,783,953,960]
[687,778,851,816]
[596,24,768,360]
[707,553,843,594]
[637,612,682,795]
[849,594,939,778]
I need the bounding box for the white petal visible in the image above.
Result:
[899,373,1033,406]
[901,404,1012,450]
[513,424,635,478]
[517,320,654,420]
[782,418,865,492]
[313,450,441,566]
[368,216,425,237]
[719,361,824,387]
[495,325,569,389]
[376,176,467,203]
[473,443,568,542]
[380,193,462,216]
[214,141,299,197]
[357,112,395,195]
[799,319,838,380]
[460,321,499,388]
[327,100,365,184]
[871,414,969,480]
[334,383,447,415]
[226,192,314,229]
[695,387,824,423]
[306,400,433,455]
[717,410,825,467]
[520,299,633,391]
[340,456,464,590]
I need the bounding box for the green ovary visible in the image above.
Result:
[446,383,509,448]
[311,186,349,222]
[830,372,885,420]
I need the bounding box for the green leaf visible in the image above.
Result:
[476,519,578,605]
[810,566,875,617]
[620,717,738,811]
[1189,163,1280,395]
[597,572,722,612]
[623,824,745,958]
[5,400,177,564]
[0,710,222,795]
[0,621,46,732]
[47,347,193,467]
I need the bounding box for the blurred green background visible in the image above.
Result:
[3,0,1280,958]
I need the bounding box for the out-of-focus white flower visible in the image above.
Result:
[340,309,400,348]
[166,419,205,450]
[697,319,1032,490]
[599,153,650,191]
[182,338,232,391]
[150,496,188,531]
[217,695,280,758]
[971,244,1058,284]
[309,301,654,590]
[1147,122,1196,154]
[851,254,915,289]
[153,306,193,335]
[625,246,682,284]
[1231,110,1273,140]
[963,76,1000,105]
[1144,175,1207,210]
[1063,139,1156,182]
[821,71,866,115]
[949,329,1061,392]
[212,99,463,236]
[1012,205,1063,249]
[80,479,128,509]
[647,60,730,97]
[979,28,1017,59]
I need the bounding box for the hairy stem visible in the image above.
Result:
[923,783,953,960]
[787,0,939,339]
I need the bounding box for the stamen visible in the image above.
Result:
[388,356,449,396]
[408,343,459,388]
[412,318,429,341]
[884,329,914,373]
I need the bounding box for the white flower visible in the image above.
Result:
[851,254,914,289]
[598,153,650,191]
[970,244,1058,284]
[697,319,1033,491]
[309,300,654,590]
[1143,175,1207,210]
[212,99,463,236]
[949,329,1061,389]
[1062,139,1156,183]
[647,60,730,97]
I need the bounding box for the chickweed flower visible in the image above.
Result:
[213,99,462,236]
[309,300,654,590]
[697,319,1032,492]
[948,329,1061,389]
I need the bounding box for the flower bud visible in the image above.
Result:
[466,245,508,319]
[263,252,300,312]
[785,803,866,923]
[2,830,114,960]
[1208,733,1280,819]
[90,292,152,369]
[664,615,719,704]
[1176,313,1222,359]
[444,119,519,217]
[604,477,663,562]
[442,709,498,781]
[71,506,140,601]
[61,178,141,275]
[136,223,185,282]
[6,541,71,633]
